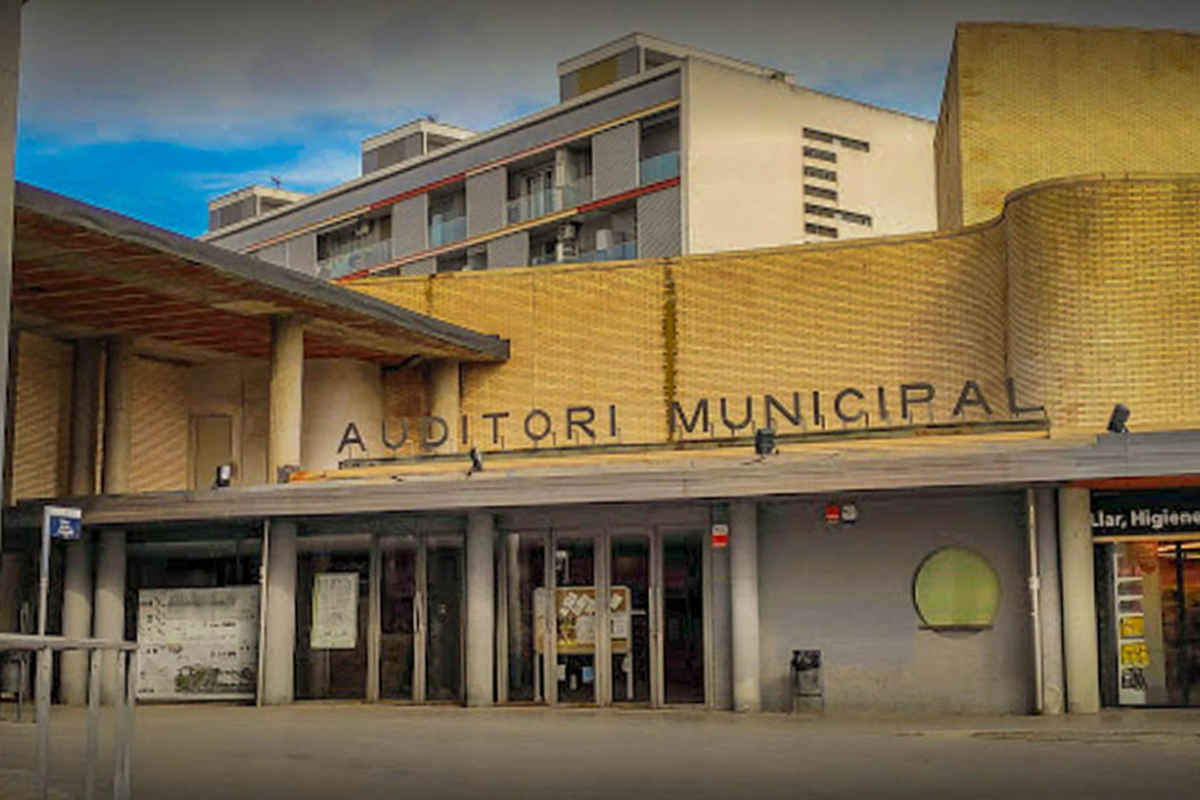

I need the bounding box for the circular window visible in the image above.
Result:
[912,547,1000,630]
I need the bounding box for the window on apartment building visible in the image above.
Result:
[804,203,836,218]
[804,185,838,202]
[640,110,680,185]
[316,215,392,277]
[803,166,837,182]
[805,222,838,239]
[803,127,871,153]
[802,146,837,163]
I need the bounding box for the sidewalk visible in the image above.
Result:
[2,703,1198,799]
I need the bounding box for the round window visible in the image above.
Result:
[912,547,1000,629]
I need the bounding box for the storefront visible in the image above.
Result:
[1091,487,1200,708]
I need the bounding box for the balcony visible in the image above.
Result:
[640,151,679,185]
[429,214,467,248]
[320,239,392,279]
[531,240,638,266]
[506,177,593,225]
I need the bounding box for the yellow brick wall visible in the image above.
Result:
[945,23,1200,227]
[934,39,963,231]
[11,333,73,501]
[1007,175,1200,433]
[129,357,190,492]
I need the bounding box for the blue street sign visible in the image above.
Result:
[43,506,82,541]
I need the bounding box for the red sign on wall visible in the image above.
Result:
[711,524,729,548]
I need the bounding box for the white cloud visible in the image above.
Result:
[187,146,362,197]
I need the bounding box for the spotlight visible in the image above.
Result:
[467,446,484,476]
[754,427,778,458]
[1107,404,1130,434]
[214,464,233,488]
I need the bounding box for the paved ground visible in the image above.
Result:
[1,703,1199,800]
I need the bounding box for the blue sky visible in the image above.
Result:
[14,0,1200,237]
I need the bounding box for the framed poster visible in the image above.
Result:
[312,572,359,650]
[534,586,631,655]
[136,586,260,701]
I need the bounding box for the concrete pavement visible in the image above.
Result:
[1,703,1198,799]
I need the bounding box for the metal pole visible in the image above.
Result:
[37,514,49,637]
[85,648,101,800]
[35,645,50,800]
[1027,488,1045,714]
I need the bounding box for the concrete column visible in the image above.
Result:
[505,533,522,693]
[729,500,761,712]
[428,360,460,455]
[1036,488,1066,715]
[465,512,494,707]
[710,524,733,711]
[269,317,304,481]
[1058,487,1100,713]
[263,520,297,705]
[59,539,93,704]
[101,338,135,495]
[94,530,126,704]
[69,339,102,496]
[0,0,21,553]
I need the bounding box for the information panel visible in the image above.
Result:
[136,586,260,701]
[311,572,359,650]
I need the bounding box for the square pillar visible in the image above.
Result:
[729,500,761,712]
[465,512,495,707]
[263,520,297,705]
[1058,487,1100,713]
[94,530,126,704]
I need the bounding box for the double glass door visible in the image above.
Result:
[498,528,707,707]
[1106,540,1200,707]
[379,535,463,703]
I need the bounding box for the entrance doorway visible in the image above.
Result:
[496,527,709,708]
[1102,540,1200,706]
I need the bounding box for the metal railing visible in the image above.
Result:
[506,177,593,224]
[0,634,139,800]
[531,240,639,267]
[428,215,467,247]
[640,151,680,185]
[318,239,393,279]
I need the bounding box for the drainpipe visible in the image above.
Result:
[1027,488,1044,714]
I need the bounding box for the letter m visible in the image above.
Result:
[670,399,709,436]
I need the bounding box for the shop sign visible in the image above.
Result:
[336,377,1042,457]
[1091,490,1200,538]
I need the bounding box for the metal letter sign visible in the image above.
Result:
[44,505,82,541]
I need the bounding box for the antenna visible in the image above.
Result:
[269,176,282,189]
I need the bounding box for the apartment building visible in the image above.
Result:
[201,33,936,280]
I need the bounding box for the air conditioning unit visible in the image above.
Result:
[557,222,579,241]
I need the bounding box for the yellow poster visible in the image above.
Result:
[1120,642,1149,668]
[534,586,631,655]
[1119,616,1145,638]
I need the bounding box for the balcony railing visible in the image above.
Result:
[531,240,638,266]
[506,177,593,224]
[640,151,680,185]
[320,239,393,279]
[429,215,467,248]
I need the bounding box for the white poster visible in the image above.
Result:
[136,586,260,701]
[312,572,359,650]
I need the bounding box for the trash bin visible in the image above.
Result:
[790,649,823,714]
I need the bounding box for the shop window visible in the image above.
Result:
[912,547,1000,630]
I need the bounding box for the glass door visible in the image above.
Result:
[501,532,547,702]
[424,536,463,703]
[1106,540,1200,706]
[553,535,596,704]
[379,536,418,701]
[611,534,651,704]
[295,541,370,700]
[660,531,706,705]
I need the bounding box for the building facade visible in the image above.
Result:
[3,22,1200,716]
[201,33,936,280]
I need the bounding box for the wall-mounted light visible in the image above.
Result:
[214,464,233,488]
[754,427,778,458]
[1107,403,1130,434]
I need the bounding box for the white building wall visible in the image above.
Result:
[683,58,936,255]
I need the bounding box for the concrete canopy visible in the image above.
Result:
[12,182,509,364]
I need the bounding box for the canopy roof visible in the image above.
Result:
[12,183,509,363]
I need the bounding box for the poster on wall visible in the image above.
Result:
[136,586,260,701]
[311,572,359,650]
[533,586,631,655]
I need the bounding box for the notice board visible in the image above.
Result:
[136,586,260,701]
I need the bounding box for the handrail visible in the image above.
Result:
[1,635,138,800]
